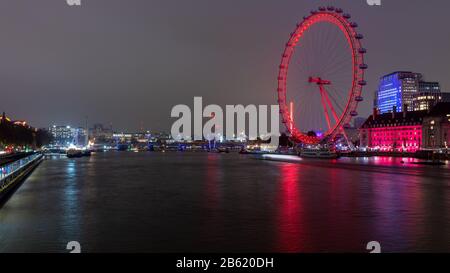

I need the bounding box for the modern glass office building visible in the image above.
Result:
[376,72,422,114]
[412,81,441,111]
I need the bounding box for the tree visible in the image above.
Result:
[0,118,52,149]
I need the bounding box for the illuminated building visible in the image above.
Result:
[90,123,113,143]
[419,81,441,94]
[360,103,450,151]
[412,82,441,111]
[376,72,422,114]
[360,107,425,152]
[422,102,450,149]
[13,121,29,127]
[49,125,86,146]
[0,112,30,128]
[74,127,87,146]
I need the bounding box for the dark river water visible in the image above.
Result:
[0,152,449,253]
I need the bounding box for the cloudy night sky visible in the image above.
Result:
[0,0,449,131]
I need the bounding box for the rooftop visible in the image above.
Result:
[362,102,450,128]
[361,111,427,129]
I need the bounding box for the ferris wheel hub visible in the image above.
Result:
[308,77,331,85]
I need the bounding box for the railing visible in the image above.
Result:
[0,152,35,167]
[0,153,43,192]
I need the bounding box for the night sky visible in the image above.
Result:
[0,0,449,132]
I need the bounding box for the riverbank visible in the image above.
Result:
[0,153,44,206]
[256,154,450,182]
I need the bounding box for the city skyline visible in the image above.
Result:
[1,0,449,132]
[1,0,450,257]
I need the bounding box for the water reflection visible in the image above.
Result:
[202,153,225,243]
[276,163,303,252]
[61,160,81,241]
[0,152,449,252]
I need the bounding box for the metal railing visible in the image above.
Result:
[0,153,43,192]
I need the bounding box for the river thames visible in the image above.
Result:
[0,152,449,253]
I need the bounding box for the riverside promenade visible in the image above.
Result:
[0,153,44,205]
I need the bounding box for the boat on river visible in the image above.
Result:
[66,149,83,158]
[299,148,339,159]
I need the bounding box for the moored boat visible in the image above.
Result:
[66,149,83,158]
[299,148,339,159]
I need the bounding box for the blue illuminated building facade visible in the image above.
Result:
[376,72,422,114]
[49,125,87,147]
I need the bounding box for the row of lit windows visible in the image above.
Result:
[367,124,420,128]
[415,96,438,100]
[371,126,420,130]
[373,132,419,137]
[372,142,420,147]
[371,130,420,134]
[373,137,420,141]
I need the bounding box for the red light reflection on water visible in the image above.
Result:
[372,156,419,166]
[201,153,224,241]
[205,153,220,208]
[276,163,305,252]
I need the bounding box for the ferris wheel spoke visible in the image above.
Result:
[322,25,342,73]
[327,86,345,114]
[322,43,351,74]
[320,39,344,68]
[320,31,343,75]
[292,59,311,79]
[325,59,352,75]
[322,55,352,77]
[324,60,352,77]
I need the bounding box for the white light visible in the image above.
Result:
[261,154,302,162]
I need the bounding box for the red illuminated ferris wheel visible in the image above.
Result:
[277,6,367,144]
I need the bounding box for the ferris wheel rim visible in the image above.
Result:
[277,8,366,144]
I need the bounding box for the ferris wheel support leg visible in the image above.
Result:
[340,128,356,151]
[319,87,332,130]
[322,87,355,151]
[322,87,339,123]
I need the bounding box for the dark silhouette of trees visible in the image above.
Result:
[279,133,293,147]
[35,129,53,147]
[0,117,52,148]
